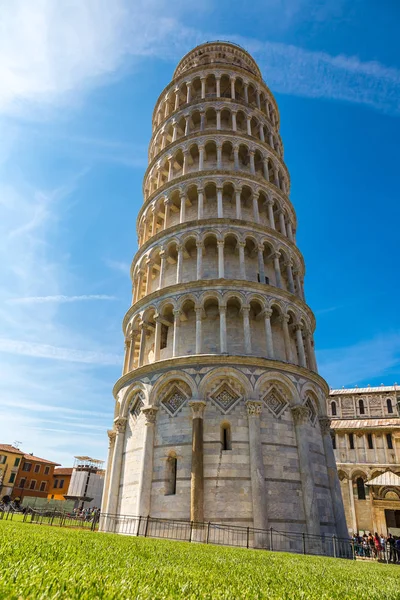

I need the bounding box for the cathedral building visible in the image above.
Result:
[328,386,400,535]
[102,41,348,540]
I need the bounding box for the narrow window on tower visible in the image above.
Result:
[387,398,393,414]
[331,401,337,416]
[331,432,336,450]
[387,433,393,450]
[221,423,232,451]
[356,477,366,500]
[367,433,373,449]
[165,454,177,496]
[349,433,354,450]
[359,399,365,415]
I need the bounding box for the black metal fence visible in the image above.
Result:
[2,507,358,560]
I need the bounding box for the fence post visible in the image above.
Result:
[50,508,55,526]
[270,527,273,551]
[136,516,142,536]
[332,535,336,558]
[189,521,193,543]
[302,533,306,554]
[206,522,210,544]
[246,527,249,549]
[144,515,150,537]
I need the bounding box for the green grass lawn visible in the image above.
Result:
[0,520,399,599]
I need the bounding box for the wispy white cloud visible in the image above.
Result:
[105,259,131,275]
[0,339,121,365]
[317,333,400,388]
[8,294,116,304]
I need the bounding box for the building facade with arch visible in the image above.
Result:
[328,385,400,535]
[102,42,348,539]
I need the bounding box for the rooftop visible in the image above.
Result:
[330,418,400,430]
[22,453,60,466]
[330,385,399,395]
[0,444,24,455]
[54,467,73,476]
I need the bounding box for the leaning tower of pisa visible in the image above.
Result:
[102,42,348,539]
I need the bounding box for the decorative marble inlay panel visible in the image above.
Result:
[161,383,190,416]
[209,381,242,414]
[130,394,144,422]
[305,397,317,425]
[262,386,288,418]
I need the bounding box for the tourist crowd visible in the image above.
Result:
[353,532,400,562]
[71,506,100,521]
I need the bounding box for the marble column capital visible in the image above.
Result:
[114,417,127,433]
[141,406,158,425]
[246,400,262,417]
[319,417,332,435]
[272,251,281,260]
[291,405,309,425]
[189,400,207,419]
[107,429,117,443]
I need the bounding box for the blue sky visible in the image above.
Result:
[1,0,399,466]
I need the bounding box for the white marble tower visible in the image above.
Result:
[102,42,348,539]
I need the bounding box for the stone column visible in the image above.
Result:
[216,144,222,169]
[273,252,282,288]
[200,111,205,131]
[347,478,358,534]
[217,240,224,278]
[285,261,295,294]
[249,150,255,174]
[154,316,162,361]
[235,188,242,219]
[264,309,274,359]
[230,76,236,99]
[138,324,147,367]
[246,401,269,536]
[304,332,317,372]
[279,211,287,236]
[135,268,144,303]
[253,193,260,223]
[184,114,190,136]
[319,418,349,539]
[291,405,321,536]
[257,245,265,282]
[256,89,261,110]
[174,88,179,110]
[267,199,275,229]
[180,193,186,223]
[195,307,203,354]
[145,260,153,295]
[216,109,221,130]
[294,325,307,368]
[259,124,265,142]
[136,407,158,517]
[172,310,181,357]
[247,116,252,136]
[199,145,204,171]
[167,155,173,181]
[123,339,131,374]
[219,305,227,353]
[197,187,204,218]
[101,429,116,514]
[217,187,223,218]
[158,250,166,290]
[244,83,249,103]
[242,306,252,354]
[105,417,127,515]
[176,244,183,284]
[182,150,188,176]
[189,400,207,523]
[263,159,270,181]
[287,221,294,241]
[128,334,137,370]
[280,314,293,363]
[238,242,246,279]
[172,121,178,142]
[294,270,304,300]
[196,241,203,279]
[233,145,239,171]
[200,77,206,99]
[232,110,237,131]
[215,76,221,97]
[164,199,171,230]
[186,82,192,103]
